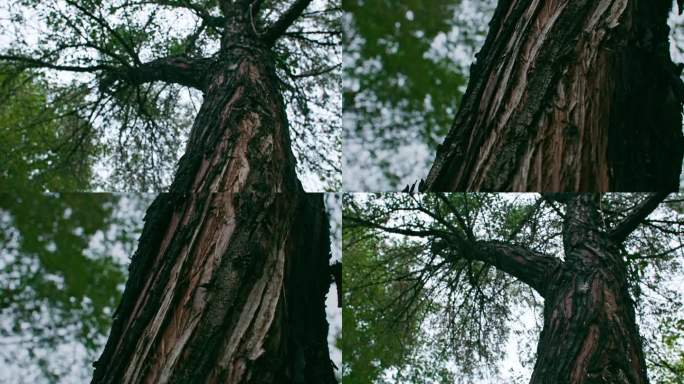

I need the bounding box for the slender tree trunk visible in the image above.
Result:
[530,195,648,383]
[92,5,337,383]
[425,0,684,192]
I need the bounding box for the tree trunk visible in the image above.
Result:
[530,195,648,383]
[170,43,300,194]
[425,0,684,192]
[92,191,336,384]
[532,267,648,383]
[92,6,337,383]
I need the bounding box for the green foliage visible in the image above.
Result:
[0,67,97,191]
[342,0,495,189]
[0,193,150,382]
[342,226,429,383]
[344,0,465,138]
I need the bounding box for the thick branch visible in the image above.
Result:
[104,55,215,91]
[465,241,561,296]
[609,192,669,243]
[349,213,560,296]
[262,0,313,46]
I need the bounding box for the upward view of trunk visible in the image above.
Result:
[419,194,664,383]
[425,0,684,192]
[92,2,338,383]
[92,191,336,383]
[170,19,300,194]
[529,195,648,384]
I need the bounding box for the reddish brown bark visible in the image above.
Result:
[528,194,652,383]
[425,0,683,192]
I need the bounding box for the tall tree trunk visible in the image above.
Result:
[170,44,300,194]
[92,5,337,383]
[93,192,335,383]
[92,191,336,383]
[530,194,648,383]
[425,0,684,192]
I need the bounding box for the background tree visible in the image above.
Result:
[0,0,340,191]
[342,0,495,190]
[0,66,99,191]
[0,193,150,383]
[344,193,684,383]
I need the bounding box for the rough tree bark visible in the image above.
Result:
[90,1,338,383]
[425,0,684,192]
[524,194,664,384]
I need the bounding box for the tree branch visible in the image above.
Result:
[446,239,561,297]
[0,54,112,73]
[609,192,669,243]
[262,0,313,46]
[348,212,561,297]
[102,55,215,91]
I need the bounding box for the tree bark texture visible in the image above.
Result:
[425,0,684,192]
[169,43,300,194]
[92,191,336,384]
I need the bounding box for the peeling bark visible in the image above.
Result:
[170,43,300,194]
[532,267,648,384]
[425,0,684,192]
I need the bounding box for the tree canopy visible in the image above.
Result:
[343,193,684,383]
[0,0,341,191]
